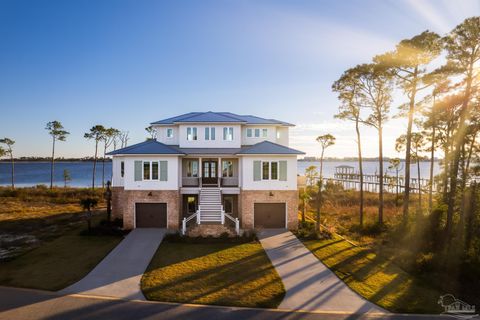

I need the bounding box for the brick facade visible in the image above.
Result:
[112,187,180,230]
[239,190,298,230]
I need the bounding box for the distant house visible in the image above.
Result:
[108,111,304,235]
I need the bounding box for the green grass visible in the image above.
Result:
[141,241,285,308]
[301,235,444,314]
[0,220,122,291]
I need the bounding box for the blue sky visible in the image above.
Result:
[0,0,478,158]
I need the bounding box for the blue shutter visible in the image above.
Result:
[134,161,142,181]
[279,161,287,181]
[160,161,168,181]
[253,161,261,181]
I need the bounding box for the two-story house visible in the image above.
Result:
[108,111,304,235]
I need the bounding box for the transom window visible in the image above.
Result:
[223,127,233,141]
[205,127,215,140]
[187,127,197,141]
[166,128,173,138]
[222,160,234,177]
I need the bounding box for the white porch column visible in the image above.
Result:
[218,157,222,187]
[199,157,202,188]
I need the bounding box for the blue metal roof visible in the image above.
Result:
[151,111,294,126]
[106,140,185,155]
[108,140,304,156]
[236,141,305,155]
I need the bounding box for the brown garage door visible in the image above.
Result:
[254,203,286,229]
[135,203,167,228]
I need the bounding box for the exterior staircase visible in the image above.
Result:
[181,187,240,236]
[198,188,222,223]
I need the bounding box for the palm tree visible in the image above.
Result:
[315,134,336,231]
[84,125,106,189]
[0,138,15,189]
[45,121,69,189]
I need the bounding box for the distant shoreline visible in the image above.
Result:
[0,158,111,163]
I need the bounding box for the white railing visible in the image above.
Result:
[182,211,199,235]
[224,212,240,235]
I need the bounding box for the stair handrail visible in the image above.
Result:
[182,211,199,235]
[224,212,240,235]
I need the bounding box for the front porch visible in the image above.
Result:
[181,157,239,188]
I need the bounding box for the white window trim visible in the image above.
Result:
[247,128,252,138]
[270,161,278,180]
[143,161,159,181]
[254,128,260,138]
[262,128,268,138]
[223,127,233,141]
[166,128,174,139]
[261,161,270,180]
[187,127,198,141]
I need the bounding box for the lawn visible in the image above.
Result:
[0,217,122,291]
[301,235,444,314]
[141,240,285,308]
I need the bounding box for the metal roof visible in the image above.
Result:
[108,140,304,156]
[151,111,294,126]
[236,141,305,155]
[106,140,185,155]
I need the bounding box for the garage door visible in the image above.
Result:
[135,203,167,228]
[254,203,286,229]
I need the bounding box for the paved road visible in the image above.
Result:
[60,228,166,300]
[0,286,451,320]
[258,230,386,313]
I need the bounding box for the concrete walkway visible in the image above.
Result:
[258,230,386,313]
[60,228,166,300]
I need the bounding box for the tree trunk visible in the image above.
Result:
[378,125,384,225]
[102,143,106,189]
[445,64,474,240]
[417,156,422,217]
[50,137,56,189]
[429,127,436,213]
[10,152,14,189]
[92,140,98,189]
[301,187,306,224]
[356,119,364,227]
[316,149,325,231]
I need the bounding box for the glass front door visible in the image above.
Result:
[202,160,218,185]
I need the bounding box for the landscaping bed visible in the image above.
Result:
[141,236,285,308]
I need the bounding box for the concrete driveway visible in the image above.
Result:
[258,230,386,313]
[60,228,166,300]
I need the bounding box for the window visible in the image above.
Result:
[222,160,234,177]
[262,162,269,180]
[223,127,233,141]
[166,128,173,138]
[205,127,215,140]
[143,162,150,180]
[254,128,260,137]
[187,127,197,141]
[187,196,197,214]
[262,129,268,138]
[152,162,159,180]
[120,161,124,178]
[247,128,252,137]
[271,161,278,180]
[186,160,199,177]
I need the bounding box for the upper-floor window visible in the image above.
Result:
[166,128,173,139]
[205,127,215,140]
[223,127,233,141]
[254,128,260,138]
[187,127,197,141]
[222,160,234,177]
[135,160,168,182]
[186,160,199,177]
[262,129,268,138]
[120,161,125,178]
[262,161,269,180]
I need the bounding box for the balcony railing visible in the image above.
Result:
[181,176,239,187]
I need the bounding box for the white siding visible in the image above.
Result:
[240,155,297,190]
[112,157,125,187]
[155,125,179,145]
[242,125,278,146]
[276,127,289,146]
[120,155,179,190]
[178,124,241,148]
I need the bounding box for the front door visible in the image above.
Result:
[202,160,217,185]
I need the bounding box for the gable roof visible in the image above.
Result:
[106,140,185,155]
[236,141,305,155]
[151,111,294,126]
